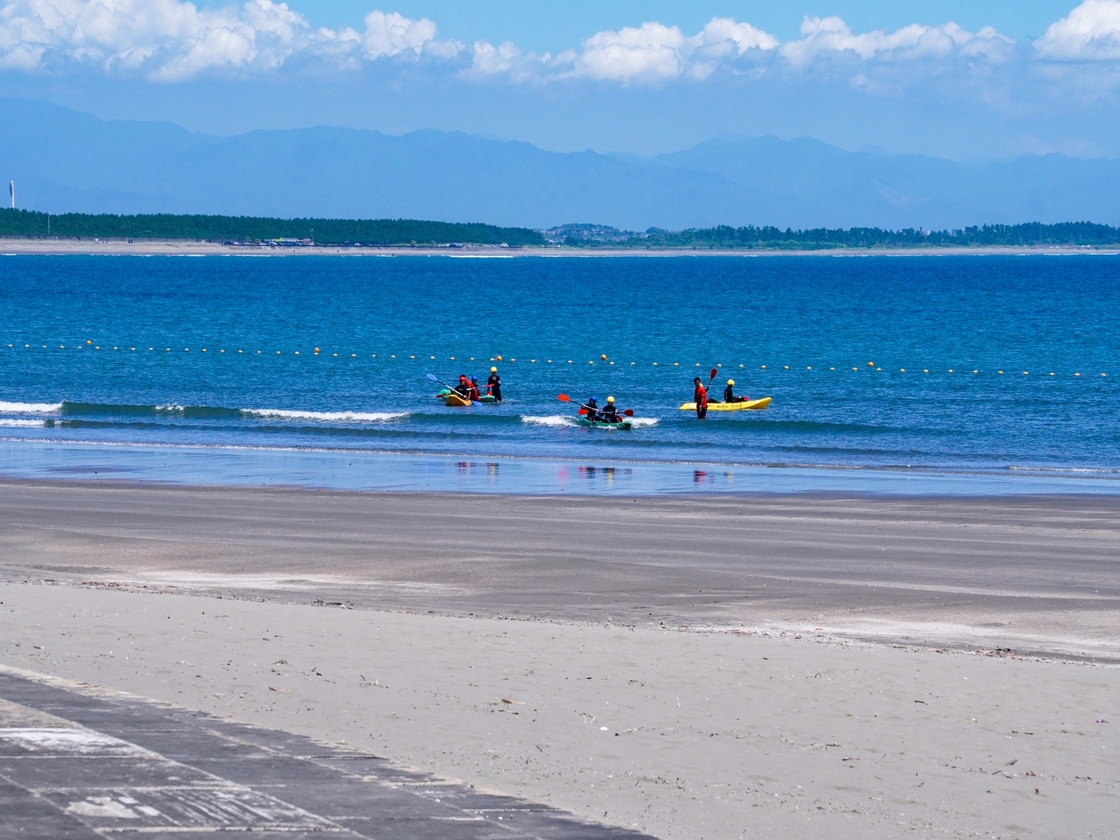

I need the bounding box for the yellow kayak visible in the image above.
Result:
[443,393,473,407]
[679,397,771,411]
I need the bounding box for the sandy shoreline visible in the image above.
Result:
[4,480,1118,659]
[2,480,1117,838]
[2,237,1118,257]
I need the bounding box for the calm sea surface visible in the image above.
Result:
[1,253,1118,494]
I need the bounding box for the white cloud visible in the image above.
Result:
[695,17,779,57]
[576,22,687,82]
[0,0,455,79]
[780,16,1012,65]
[0,2,1108,98]
[1035,0,1120,60]
[574,18,780,82]
[467,17,778,84]
[360,10,436,59]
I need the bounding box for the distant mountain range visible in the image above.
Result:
[2,97,1118,230]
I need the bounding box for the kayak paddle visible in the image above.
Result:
[427,373,482,407]
[559,393,634,418]
[699,366,719,403]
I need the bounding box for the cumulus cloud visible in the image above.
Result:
[465,38,573,82]
[467,17,779,84]
[780,16,1012,65]
[2,1,1110,93]
[575,22,689,82]
[0,0,453,79]
[467,14,1017,84]
[359,10,435,59]
[1035,0,1120,60]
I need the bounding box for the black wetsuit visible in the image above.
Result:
[601,405,620,422]
[585,402,601,422]
[487,373,502,402]
[724,385,741,403]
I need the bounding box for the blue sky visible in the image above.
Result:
[2,0,1119,160]
[280,1,1082,47]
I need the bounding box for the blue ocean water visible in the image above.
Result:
[1,253,1118,493]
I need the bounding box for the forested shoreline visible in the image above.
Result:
[0,211,546,247]
[2,211,1118,250]
[551,221,1120,249]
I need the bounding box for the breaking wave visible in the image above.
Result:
[521,414,579,427]
[241,408,410,422]
[0,401,63,414]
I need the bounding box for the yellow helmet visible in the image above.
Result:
[607,396,615,403]
[727,379,735,386]
[490,366,497,372]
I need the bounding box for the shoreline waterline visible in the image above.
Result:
[3,438,1119,496]
[2,237,1120,257]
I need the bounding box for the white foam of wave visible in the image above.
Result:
[0,419,45,427]
[242,408,409,422]
[0,401,62,414]
[521,414,578,427]
[629,417,660,427]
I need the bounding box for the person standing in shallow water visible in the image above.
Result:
[693,377,708,419]
[487,367,502,402]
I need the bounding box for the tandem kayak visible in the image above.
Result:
[577,417,632,430]
[678,397,772,411]
[436,389,496,406]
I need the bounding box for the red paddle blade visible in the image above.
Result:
[557,394,572,402]
[578,408,588,415]
[623,409,634,416]
[709,368,718,380]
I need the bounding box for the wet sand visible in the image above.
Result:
[3,481,1118,659]
[1,480,1118,838]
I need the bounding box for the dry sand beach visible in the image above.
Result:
[2,237,1116,257]
[1,481,1118,838]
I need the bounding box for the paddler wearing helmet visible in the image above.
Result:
[601,395,622,422]
[584,396,601,422]
[723,378,748,403]
[487,366,502,402]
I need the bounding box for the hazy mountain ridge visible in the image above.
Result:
[2,98,1118,230]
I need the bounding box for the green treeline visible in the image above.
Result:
[3,210,1118,249]
[0,210,546,247]
[567,222,1120,249]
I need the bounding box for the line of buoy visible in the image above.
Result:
[0,343,1112,377]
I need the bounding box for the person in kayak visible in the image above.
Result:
[468,377,482,402]
[487,367,502,402]
[723,379,747,403]
[693,377,708,419]
[584,396,602,422]
[601,396,621,422]
[454,375,471,397]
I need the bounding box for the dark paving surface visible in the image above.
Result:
[0,670,653,839]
